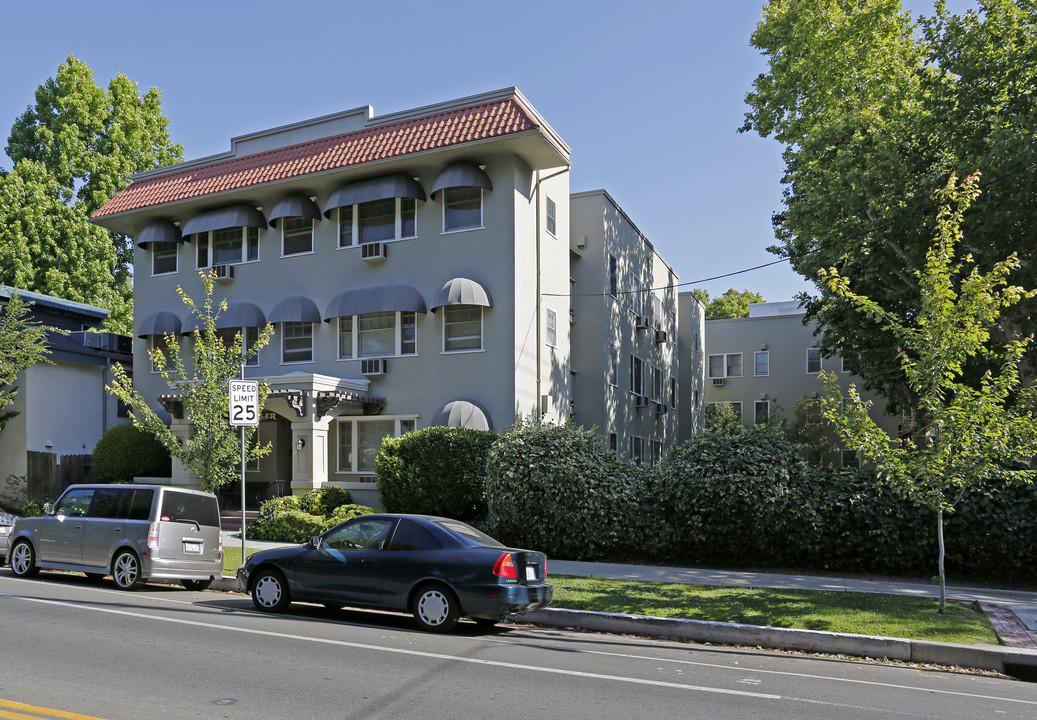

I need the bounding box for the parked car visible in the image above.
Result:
[6,484,223,590]
[0,504,19,562]
[237,513,552,632]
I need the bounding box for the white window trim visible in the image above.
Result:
[441,305,484,354]
[545,196,557,237]
[545,307,557,348]
[806,347,822,374]
[336,311,418,360]
[151,242,179,276]
[280,322,314,365]
[708,352,743,379]
[754,351,770,377]
[337,199,418,249]
[194,227,260,268]
[280,217,315,258]
[440,187,484,234]
[335,416,418,477]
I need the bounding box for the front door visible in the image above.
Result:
[37,488,94,565]
[293,517,398,606]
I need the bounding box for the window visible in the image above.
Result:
[195,227,259,267]
[546,196,557,236]
[670,377,677,409]
[608,255,618,297]
[652,440,663,466]
[807,347,822,374]
[650,365,663,403]
[152,242,178,275]
[755,351,769,376]
[755,400,770,425]
[708,353,742,378]
[148,335,171,374]
[630,355,645,396]
[442,187,482,232]
[630,275,645,315]
[708,401,743,421]
[609,346,619,387]
[608,432,618,452]
[443,306,483,352]
[338,199,417,247]
[629,436,645,465]
[545,308,557,347]
[281,322,313,363]
[388,519,443,551]
[842,449,861,468]
[337,418,415,474]
[841,356,852,373]
[337,312,417,359]
[217,326,260,366]
[282,217,313,256]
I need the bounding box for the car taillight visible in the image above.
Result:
[148,521,160,550]
[543,558,548,578]
[218,530,223,552]
[493,553,517,579]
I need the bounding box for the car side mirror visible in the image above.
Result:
[308,536,322,549]
[44,503,55,516]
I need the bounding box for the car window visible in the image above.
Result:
[128,489,155,521]
[323,518,396,551]
[55,489,94,517]
[387,520,443,551]
[160,491,219,527]
[88,488,129,519]
[434,519,505,548]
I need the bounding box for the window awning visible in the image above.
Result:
[136,310,183,338]
[324,284,427,320]
[322,174,426,217]
[429,162,492,199]
[182,205,268,236]
[433,400,492,432]
[268,194,322,228]
[136,220,183,249]
[269,295,321,324]
[430,277,493,311]
[215,302,267,330]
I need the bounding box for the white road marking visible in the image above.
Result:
[0,592,780,700]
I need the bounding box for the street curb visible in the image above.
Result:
[214,576,1037,676]
[516,608,1037,675]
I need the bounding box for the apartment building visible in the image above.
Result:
[92,88,687,506]
[703,300,901,467]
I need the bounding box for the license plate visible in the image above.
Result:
[525,566,537,581]
[183,542,202,554]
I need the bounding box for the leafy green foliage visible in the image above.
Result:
[2,56,182,333]
[691,288,765,319]
[107,271,274,492]
[485,419,649,560]
[91,423,171,483]
[248,488,372,542]
[296,485,353,516]
[786,395,838,464]
[376,426,496,520]
[324,503,378,527]
[248,510,326,543]
[703,401,744,433]
[0,293,52,429]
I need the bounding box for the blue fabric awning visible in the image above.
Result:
[430,277,493,311]
[325,284,427,320]
[429,162,492,199]
[269,295,321,324]
[215,302,267,329]
[268,195,322,228]
[182,205,267,236]
[136,310,183,338]
[136,220,183,248]
[322,174,426,217]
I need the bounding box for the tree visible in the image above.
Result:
[692,288,765,319]
[787,395,839,464]
[818,173,1037,612]
[2,56,183,333]
[0,293,53,431]
[106,271,274,492]
[743,0,1037,411]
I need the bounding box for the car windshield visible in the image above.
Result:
[434,519,505,548]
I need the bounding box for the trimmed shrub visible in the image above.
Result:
[298,486,353,516]
[256,495,300,524]
[92,423,171,483]
[376,426,496,520]
[485,419,649,560]
[248,490,370,542]
[248,509,325,543]
[323,503,378,529]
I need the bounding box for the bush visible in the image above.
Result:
[248,509,326,543]
[298,486,353,516]
[21,499,47,517]
[248,488,369,542]
[485,419,649,560]
[92,424,171,483]
[323,503,377,529]
[377,426,496,520]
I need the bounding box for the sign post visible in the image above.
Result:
[229,379,260,562]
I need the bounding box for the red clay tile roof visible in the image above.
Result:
[93,95,548,219]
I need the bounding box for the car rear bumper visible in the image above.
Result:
[459,582,553,615]
[143,554,223,581]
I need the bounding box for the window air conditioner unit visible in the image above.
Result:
[655,329,668,344]
[212,264,234,281]
[712,377,725,386]
[634,395,649,408]
[655,402,667,415]
[361,242,387,262]
[635,315,650,330]
[361,358,387,376]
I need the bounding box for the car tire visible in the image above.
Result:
[182,579,213,591]
[10,540,39,578]
[412,583,460,633]
[112,550,144,590]
[251,568,291,612]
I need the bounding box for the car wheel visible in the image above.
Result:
[182,579,213,591]
[112,550,144,590]
[251,569,291,612]
[10,541,39,578]
[412,583,460,633]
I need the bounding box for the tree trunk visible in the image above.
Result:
[937,508,946,615]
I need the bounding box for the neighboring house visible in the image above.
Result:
[570,190,683,464]
[702,300,901,467]
[91,88,689,507]
[0,287,132,495]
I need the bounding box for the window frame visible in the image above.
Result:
[336,311,418,360]
[806,347,822,374]
[337,198,418,248]
[755,400,770,425]
[151,241,178,276]
[281,321,314,364]
[545,307,557,347]
[442,305,484,353]
[708,353,743,379]
[336,417,417,475]
[545,196,557,236]
[281,216,314,257]
[630,355,645,396]
[194,227,260,268]
[217,326,260,367]
[754,351,770,377]
[441,186,484,233]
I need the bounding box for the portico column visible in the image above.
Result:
[290,418,332,494]
[168,419,200,489]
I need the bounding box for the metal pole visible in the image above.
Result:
[240,363,246,562]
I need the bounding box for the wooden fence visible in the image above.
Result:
[25,451,92,501]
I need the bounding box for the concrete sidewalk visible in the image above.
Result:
[220,536,1037,677]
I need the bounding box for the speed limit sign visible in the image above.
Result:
[229,380,260,426]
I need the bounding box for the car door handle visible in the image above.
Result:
[113,528,121,533]
[361,558,377,564]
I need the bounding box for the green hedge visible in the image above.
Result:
[247,486,375,542]
[91,423,171,483]
[376,426,496,520]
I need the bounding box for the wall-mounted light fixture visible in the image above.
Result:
[295,436,306,450]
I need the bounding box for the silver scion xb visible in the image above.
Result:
[6,484,223,590]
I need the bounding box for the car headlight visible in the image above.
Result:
[0,526,9,535]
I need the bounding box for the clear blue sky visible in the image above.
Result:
[0,0,978,303]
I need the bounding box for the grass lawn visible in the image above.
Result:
[220,548,997,645]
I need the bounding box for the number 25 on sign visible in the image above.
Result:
[229,380,260,426]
